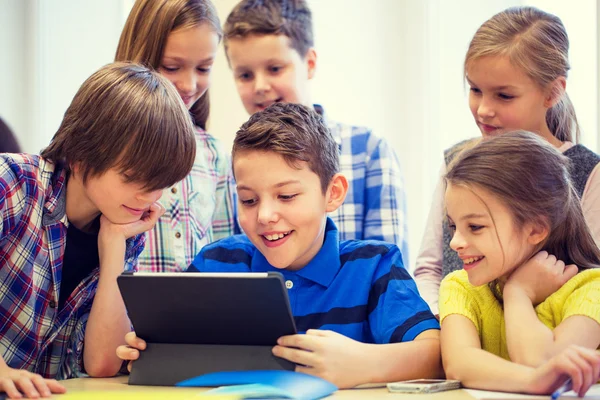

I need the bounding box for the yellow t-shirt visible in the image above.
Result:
[439,269,600,360]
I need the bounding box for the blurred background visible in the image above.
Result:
[1,0,597,270]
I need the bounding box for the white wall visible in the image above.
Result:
[1,0,598,269]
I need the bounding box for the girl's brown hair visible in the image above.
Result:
[465,6,579,143]
[446,130,600,271]
[115,0,222,130]
[41,62,196,191]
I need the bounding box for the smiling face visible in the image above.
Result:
[444,182,538,286]
[226,34,316,115]
[71,165,164,227]
[234,150,334,270]
[158,23,219,109]
[466,55,554,139]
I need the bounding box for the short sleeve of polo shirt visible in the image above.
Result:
[369,245,439,344]
[561,271,600,325]
[439,271,481,332]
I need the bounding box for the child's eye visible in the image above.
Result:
[238,72,252,81]
[240,198,257,206]
[448,223,456,232]
[469,87,481,95]
[197,66,212,74]
[469,224,484,232]
[269,66,282,74]
[498,93,514,100]
[161,66,178,72]
[279,194,298,201]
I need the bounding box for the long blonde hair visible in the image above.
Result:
[465,6,579,143]
[116,0,222,130]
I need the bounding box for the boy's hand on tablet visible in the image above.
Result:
[528,345,600,396]
[0,365,66,399]
[505,251,577,305]
[272,329,371,388]
[115,332,147,373]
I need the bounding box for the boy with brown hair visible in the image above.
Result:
[117,103,441,388]
[0,62,195,398]
[222,0,410,266]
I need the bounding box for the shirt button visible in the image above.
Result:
[285,280,293,289]
[175,232,181,239]
[49,300,56,309]
[171,187,177,194]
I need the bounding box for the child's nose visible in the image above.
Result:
[477,96,495,118]
[254,73,271,94]
[177,70,197,95]
[449,230,466,252]
[257,201,279,224]
[137,189,163,204]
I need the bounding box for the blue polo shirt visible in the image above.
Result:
[189,218,439,343]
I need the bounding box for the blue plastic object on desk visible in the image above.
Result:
[176,370,337,399]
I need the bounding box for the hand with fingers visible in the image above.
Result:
[0,367,66,399]
[272,329,372,389]
[528,345,600,396]
[99,201,166,243]
[505,251,578,305]
[115,331,147,373]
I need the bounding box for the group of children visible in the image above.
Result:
[0,0,598,399]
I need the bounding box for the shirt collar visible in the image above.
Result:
[250,217,341,287]
[42,161,68,227]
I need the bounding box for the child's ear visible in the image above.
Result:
[544,76,566,108]
[325,173,348,213]
[305,48,317,80]
[525,219,549,246]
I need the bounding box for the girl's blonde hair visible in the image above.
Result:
[446,131,600,272]
[465,6,579,143]
[115,0,222,130]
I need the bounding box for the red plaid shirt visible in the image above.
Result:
[0,154,144,379]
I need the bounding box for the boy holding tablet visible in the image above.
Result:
[117,103,441,388]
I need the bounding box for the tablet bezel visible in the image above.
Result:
[117,271,297,346]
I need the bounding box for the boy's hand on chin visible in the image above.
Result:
[100,202,166,241]
[504,251,578,305]
[272,329,372,389]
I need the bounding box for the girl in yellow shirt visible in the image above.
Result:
[440,131,600,396]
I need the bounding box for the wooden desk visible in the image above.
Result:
[55,376,478,399]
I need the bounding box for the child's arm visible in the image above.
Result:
[413,164,447,315]
[273,328,441,389]
[84,202,165,377]
[503,252,599,366]
[0,159,67,398]
[442,314,600,395]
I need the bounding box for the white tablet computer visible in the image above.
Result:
[117,271,297,386]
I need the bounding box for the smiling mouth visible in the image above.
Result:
[256,98,283,109]
[464,256,484,265]
[262,231,291,241]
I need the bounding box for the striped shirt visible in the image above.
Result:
[0,154,144,379]
[138,128,236,272]
[316,105,409,267]
[189,218,438,343]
